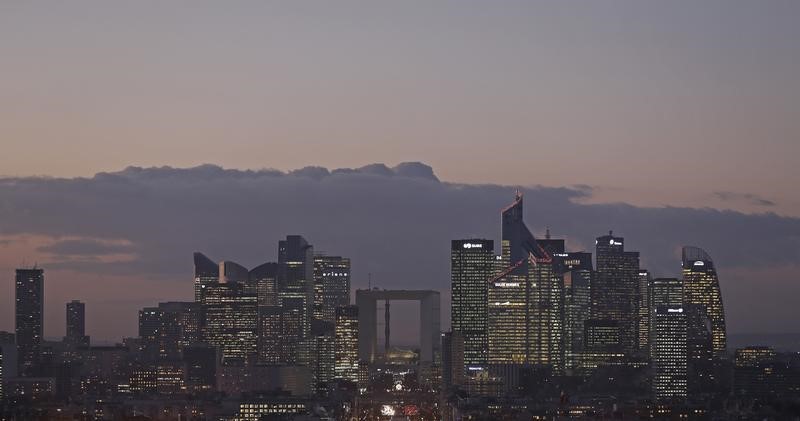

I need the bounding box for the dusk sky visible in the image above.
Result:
[1,2,798,342]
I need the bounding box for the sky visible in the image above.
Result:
[0,1,798,342]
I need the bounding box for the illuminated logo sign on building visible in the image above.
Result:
[495,282,520,288]
[462,243,484,249]
[667,308,684,313]
[693,261,705,266]
[609,239,623,246]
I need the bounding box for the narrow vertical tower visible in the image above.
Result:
[384,299,390,353]
[15,268,44,376]
[65,300,89,348]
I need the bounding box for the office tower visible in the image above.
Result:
[584,319,622,352]
[441,331,465,392]
[15,268,44,376]
[0,337,18,401]
[278,235,315,339]
[681,246,727,358]
[564,269,592,369]
[450,239,494,367]
[201,282,259,364]
[592,232,640,354]
[316,334,336,391]
[139,302,202,361]
[334,305,359,382]
[488,192,562,370]
[279,297,306,364]
[257,306,283,364]
[650,278,687,400]
[65,300,90,348]
[298,332,335,394]
[313,255,351,324]
[249,262,279,308]
[636,270,652,354]
[220,260,249,283]
[194,252,220,301]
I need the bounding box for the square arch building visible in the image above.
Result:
[355,289,440,364]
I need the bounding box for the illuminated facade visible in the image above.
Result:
[488,192,562,371]
[278,235,315,339]
[334,305,359,382]
[139,301,202,361]
[650,278,687,399]
[297,332,335,393]
[201,282,259,364]
[636,270,652,354]
[681,246,727,358]
[593,233,640,354]
[15,268,44,376]
[233,399,308,420]
[257,306,282,364]
[248,262,278,308]
[313,254,351,324]
[450,239,494,367]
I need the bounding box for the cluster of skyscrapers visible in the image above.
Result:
[4,192,800,419]
[0,236,361,411]
[449,191,728,400]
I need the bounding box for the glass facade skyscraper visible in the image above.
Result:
[334,305,359,382]
[450,239,493,367]
[488,192,562,371]
[201,282,259,364]
[681,246,727,358]
[278,235,315,339]
[313,255,351,324]
[650,278,687,400]
[593,232,640,354]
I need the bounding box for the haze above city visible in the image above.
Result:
[1,1,799,343]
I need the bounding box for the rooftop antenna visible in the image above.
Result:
[545,227,551,240]
[368,272,372,290]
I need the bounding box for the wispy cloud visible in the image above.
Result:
[713,191,776,207]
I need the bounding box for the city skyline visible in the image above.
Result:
[1,163,799,343]
[1,1,798,417]
[2,189,796,418]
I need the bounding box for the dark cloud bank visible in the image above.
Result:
[1,163,799,333]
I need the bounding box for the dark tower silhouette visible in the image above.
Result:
[15,268,44,376]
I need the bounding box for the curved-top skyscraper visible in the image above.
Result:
[681,246,727,358]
